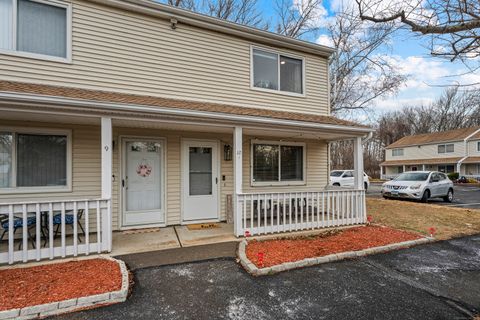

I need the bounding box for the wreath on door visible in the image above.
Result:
[136,160,152,177]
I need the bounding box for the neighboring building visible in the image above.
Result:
[380,126,480,180]
[0,0,372,264]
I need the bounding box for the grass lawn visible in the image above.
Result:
[367,198,480,240]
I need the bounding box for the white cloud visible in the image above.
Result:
[292,0,329,29]
[316,34,334,47]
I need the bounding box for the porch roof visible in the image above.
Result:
[0,81,370,134]
[463,156,480,164]
[380,157,463,166]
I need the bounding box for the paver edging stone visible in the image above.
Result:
[238,236,434,276]
[0,256,129,320]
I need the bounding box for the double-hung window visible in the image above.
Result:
[251,140,305,186]
[252,47,304,95]
[477,141,480,152]
[438,143,454,154]
[0,128,71,193]
[392,148,403,156]
[0,0,70,61]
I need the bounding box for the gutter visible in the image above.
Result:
[85,0,334,58]
[0,92,373,134]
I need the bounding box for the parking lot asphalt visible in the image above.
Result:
[52,235,480,320]
[367,183,480,209]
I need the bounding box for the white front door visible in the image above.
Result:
[182,140,219,222]
[122,139,165,227]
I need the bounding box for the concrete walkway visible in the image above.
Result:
[53,234,480,320]
[111,224,237,256]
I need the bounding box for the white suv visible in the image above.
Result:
[381,171,454,202]
[329,170,370,190]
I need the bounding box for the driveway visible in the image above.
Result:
[368,182,480,209]
[54,235,480,320]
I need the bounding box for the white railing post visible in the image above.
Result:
[233,126,243,237]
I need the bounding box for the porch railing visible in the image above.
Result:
[0,198,111,265]
[236,190,366,236]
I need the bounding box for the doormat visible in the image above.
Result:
[187,223,220,230]
[122,228,161,235]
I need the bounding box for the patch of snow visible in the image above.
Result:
[268,290,276,297]
[170,266,194,279]
[227,297,268,320]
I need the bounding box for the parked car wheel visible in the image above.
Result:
[443,188,454,203]
[421,190,430,203]
[333,183,340,187]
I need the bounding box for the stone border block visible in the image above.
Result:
[238,236,434,276]
[0,256,129,320]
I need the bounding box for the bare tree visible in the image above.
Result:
[355,0,480,64]
[161,0,267,29]
[328,7,407,114]
[204,0,266,28]
[274,0,325,38]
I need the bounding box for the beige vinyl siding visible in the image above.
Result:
[385,142,465,161]
[0,0,329,115]
[467,140,480,155]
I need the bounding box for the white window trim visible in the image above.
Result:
[250,45,306,97]
[0,0,72,63]
[392,148,404,156]
[250,139,306,187]
[0,126,72,194]
[438,143,455,154]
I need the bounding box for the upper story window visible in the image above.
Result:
[438,143,454,154]
[0,128,71,193]
[251,140,305,186]
[477,141,480,151]
[392,148,404,156]
[252,47,304,95]
[0,0,70,61]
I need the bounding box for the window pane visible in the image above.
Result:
[280,56,302,93]
[281,146,303,181]
[0,133,12,188]
[0,0,13,50]
[189,147,212,196]
[446,144,454,152]
[17,0,67,58]
[17,134,67,187]
[253,49,278,90]
[438,145,445,153]
[253,144,279,182]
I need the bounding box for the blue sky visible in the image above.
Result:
[256,0,480,115]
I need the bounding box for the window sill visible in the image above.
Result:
[251,181,306,187]
[0,186,72,195]
[250,86,306,98]
[0,49,72,64]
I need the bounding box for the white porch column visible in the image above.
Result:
[422,164,426,171]
[101,117,112,199]
[353,137,364,190]
[101,117,112,251]
[380,166,383,179]
[403,165,406,173]
[233,127,243,237]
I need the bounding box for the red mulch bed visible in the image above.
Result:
[246,225,422,268]
[0,259,122,311]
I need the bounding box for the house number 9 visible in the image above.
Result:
[104,146,109,151]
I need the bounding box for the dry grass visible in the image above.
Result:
[367,198,480,240]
